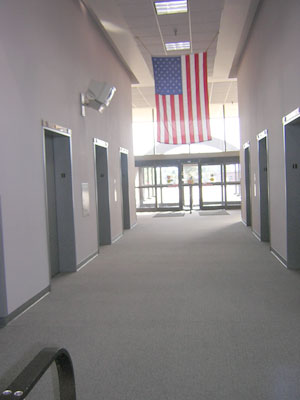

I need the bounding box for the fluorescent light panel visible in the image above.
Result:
[154,0,188,15]
[165,41,190,51]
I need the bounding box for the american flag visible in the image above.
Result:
[152,53,211,144]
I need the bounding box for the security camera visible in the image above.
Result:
[81,80,116,115]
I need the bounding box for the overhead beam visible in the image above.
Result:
[82,0,154,86]
[213,0,261,80]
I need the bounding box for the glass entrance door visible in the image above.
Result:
[135,166,156,210]
[182,163,200,210]
[156,166,180,209]
[200,164,225,208]
[225,163,241,207]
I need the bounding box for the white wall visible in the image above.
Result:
[238,0,300,260]
[0,0,136,318]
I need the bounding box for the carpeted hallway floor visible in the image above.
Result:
[1,210,300,400]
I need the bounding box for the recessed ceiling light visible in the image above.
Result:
[154,1,188,15]
[165,41,190,51]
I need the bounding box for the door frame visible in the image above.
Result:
[181,162,200,211]
[42,121,77,280]
[283,107,300,269]
[257,129,270,242]
[243,141,251,226]
[200,162,225,210]
[93,138,111,247]
[120,147,131,230]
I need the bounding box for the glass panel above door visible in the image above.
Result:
[157,166,179,185]
[202,185,224,207]
[182,163,199,184]
[157,186,180,208]
[201,165,222,184]
[225,164,241,182]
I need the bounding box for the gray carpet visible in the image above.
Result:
[1,211,300,400]
[153,212,185,218]
[199,209,229,216]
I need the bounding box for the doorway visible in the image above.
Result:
[284,110,300,269]
[156,165,180,209]
[182,163,200,211]
[200,164,224,209]
[120,149,130,230]
[244,143,251,226]
[94,139,111,246]
[44,128,76,277]
[257,131,270,241]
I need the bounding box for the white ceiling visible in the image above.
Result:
[82,0,260,107]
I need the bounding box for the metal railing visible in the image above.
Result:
[0,348,76,400]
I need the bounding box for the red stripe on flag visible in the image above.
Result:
[179,94,186,144]
[185,55,195,143]
[155,94,161,143]
[194,54,203,142]
[170,95,177,144]
[162,96,169,144]
[203,52,211,140]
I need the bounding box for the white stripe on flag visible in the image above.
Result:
[166,95,173,144]
[199,54,209,141]
[174,95,182,144]
[181,55,190,143]
[158,96,165,143]
[190,54,199,143]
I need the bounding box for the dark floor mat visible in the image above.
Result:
[153,212,185,218]
[199,210,229,216]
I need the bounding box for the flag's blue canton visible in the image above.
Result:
[152,57,182,95]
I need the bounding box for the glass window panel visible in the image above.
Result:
[135,187,141,208]
[160,166,179,185]
[136,187,156,208]
[133,104,239,157]
[136,167,155,186]
[190,119,225,153]
[157,186,162,204]
[202,185,223,204]
[226,164,241,182]
[226,184,241,202]
[135,167,139,187]
[133,122,155,156]
[184,186,200,208]
[225,117,240,151]
[192,186,200,207]
[155,143,190,155]
[157,187,179,207]
[201,165,222,183]
[182,164,199,184]
[156,167,161,185]
[224,103,239,118]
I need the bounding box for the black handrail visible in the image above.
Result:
[0,348,76,400]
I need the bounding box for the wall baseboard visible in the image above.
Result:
[270,247,287,269]
[252,230,261,241]
[76,251,98,271]
[112,233,123,244]
[0,286,50,328]
[130,222,137,229]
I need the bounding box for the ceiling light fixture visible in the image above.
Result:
[154,0,188,15]
[165,41,190,51]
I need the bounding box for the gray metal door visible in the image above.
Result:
[258,136,270,241]
[244,147,252,226]
[121,152,130,229]
[284,118,300,269]
[95,145,111,245]
[45,135,60,277]
[44,130,76,276]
